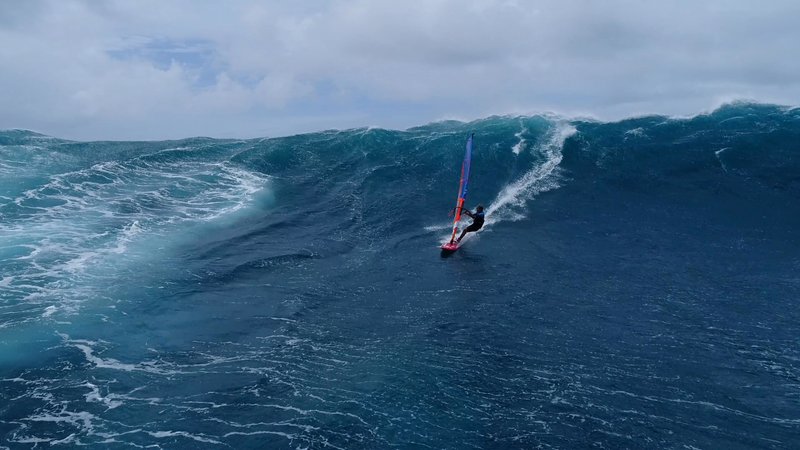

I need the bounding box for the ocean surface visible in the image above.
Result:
[1,102,798,449]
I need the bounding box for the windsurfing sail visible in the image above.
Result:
[448,134,474,244]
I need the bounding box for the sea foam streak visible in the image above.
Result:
[486,122,576,222]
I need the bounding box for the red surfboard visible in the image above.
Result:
[441,241,459,252]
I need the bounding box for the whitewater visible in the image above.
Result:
[1,103,799,448]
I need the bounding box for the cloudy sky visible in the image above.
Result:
[1,0,799,140]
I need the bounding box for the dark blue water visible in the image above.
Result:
[1,103,799,448]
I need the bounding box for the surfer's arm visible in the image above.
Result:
[448,207,472,217]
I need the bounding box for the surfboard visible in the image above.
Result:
[441,241,459,252]
[441,134,474,254]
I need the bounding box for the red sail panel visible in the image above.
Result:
[448,135,473,243]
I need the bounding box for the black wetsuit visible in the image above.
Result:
[457,209,485,242]
[465,210,485,232]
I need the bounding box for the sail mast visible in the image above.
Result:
[449,134,473,243]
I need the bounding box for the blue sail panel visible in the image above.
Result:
[449,134,474,243]
[459,135,473,201]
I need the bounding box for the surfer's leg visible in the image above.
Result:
[457,224,479,242]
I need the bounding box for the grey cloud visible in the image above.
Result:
[1,0,799,140]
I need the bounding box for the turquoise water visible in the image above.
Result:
[1,103,799,448]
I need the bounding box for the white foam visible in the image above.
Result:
[62,335,180,375]
[8,436,52,444]
[147,430,222,444]
[83,382,124,409]
[28,409,97,432]
[111,221,142,254]
[74,342,165,373]
[62,251,96,274]
[424,223,450,232]
[50,433,78,445]
[624,127,646,138]
[715,147,730,172]
[486,122,576,223]
[512,124,527,155]
[268,317,298,323]
[223,430,297,441]
[1,149,272,322]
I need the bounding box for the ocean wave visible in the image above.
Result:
[1,102,798,448]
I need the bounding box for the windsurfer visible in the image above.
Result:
[456,205,485,242]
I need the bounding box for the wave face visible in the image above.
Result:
[1,103,799,448]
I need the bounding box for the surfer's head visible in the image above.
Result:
[476,205,484,212]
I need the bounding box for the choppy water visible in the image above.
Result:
[1,103,799,448]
